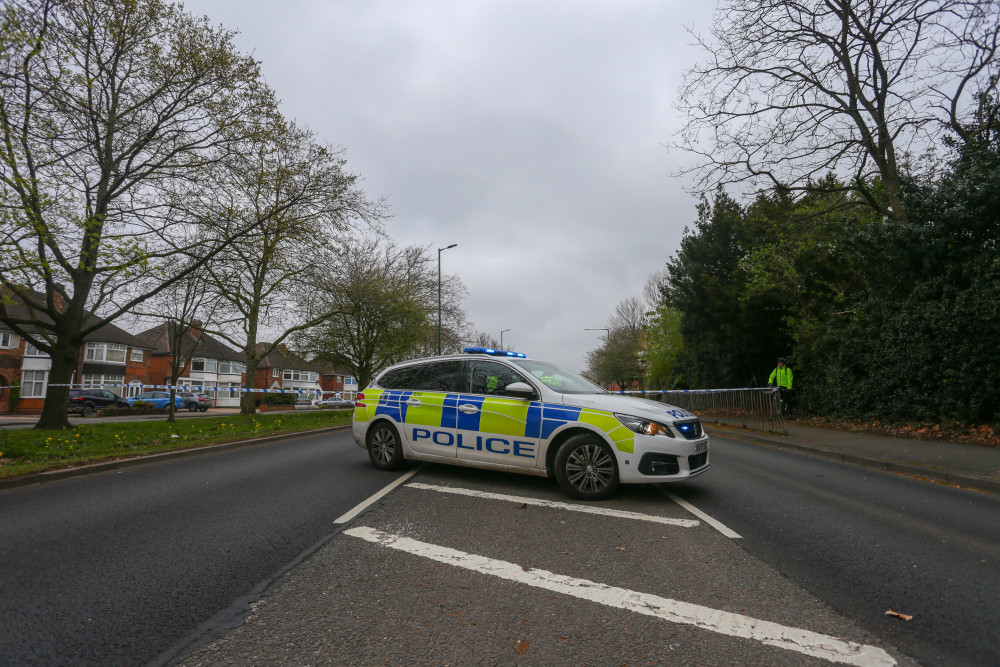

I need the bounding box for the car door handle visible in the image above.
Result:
[405,398,422,406]
[459,404,479,414]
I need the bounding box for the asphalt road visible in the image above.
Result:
[682,433,1000,667]
[3,426,997,665]
[0,428,400,667]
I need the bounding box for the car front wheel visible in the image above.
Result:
[554,434,620,500]
[366,422,404,471]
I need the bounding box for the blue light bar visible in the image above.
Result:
[463,347,527,358]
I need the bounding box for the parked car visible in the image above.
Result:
[128,391,186,410]
[318,397,354,408]
[294,396,319,409]
[67,389,130,416]
[177,391,212,412]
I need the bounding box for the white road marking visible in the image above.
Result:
[662,489,742,539]
[407,482,699,527]
[345,526,896,667]
[334,468,422,524]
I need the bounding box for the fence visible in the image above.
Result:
[617,388,787,435]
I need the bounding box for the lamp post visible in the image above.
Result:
[500,329,511,348]
[438,243,457,355]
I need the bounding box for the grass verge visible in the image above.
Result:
[0,410,353,480]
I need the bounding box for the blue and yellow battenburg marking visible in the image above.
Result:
[356,389,636,456]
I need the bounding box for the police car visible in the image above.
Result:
[352,348,709,500]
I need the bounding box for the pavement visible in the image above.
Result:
[705,419,1000,494]
[2,410,998,494]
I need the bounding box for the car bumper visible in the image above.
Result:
[617,434,710,484]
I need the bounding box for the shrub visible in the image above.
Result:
[262,392,296,406]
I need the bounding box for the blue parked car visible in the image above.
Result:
[129,391,186,409]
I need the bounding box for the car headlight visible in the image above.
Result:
[614,413,674,437]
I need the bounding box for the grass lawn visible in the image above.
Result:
[0,410,353,480]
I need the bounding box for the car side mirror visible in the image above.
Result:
[504,382,538,400]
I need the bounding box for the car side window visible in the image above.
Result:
[411,361,461,392]
[378,366,421,389]
[467,361,531,396]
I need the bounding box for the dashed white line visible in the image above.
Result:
[661,488,743,539]
[406,482,699,527]
[345,526,896,667]
[334,468,421,524]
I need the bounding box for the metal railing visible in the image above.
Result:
[616,388,787,435]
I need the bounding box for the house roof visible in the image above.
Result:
[0,289,149,349]
[136,323,245,362]
[255,343,325,372]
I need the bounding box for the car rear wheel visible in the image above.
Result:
[554,434,620,500]
[80,404,96,417]
[366,422,404,471]
[187,403,198,412]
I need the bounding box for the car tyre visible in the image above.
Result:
[187,403,198,412]
[80,404,96,417]
[554,434,620,501]
[366,422,405,471]
[199,406,209,412]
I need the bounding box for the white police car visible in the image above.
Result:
[352,348,709,500]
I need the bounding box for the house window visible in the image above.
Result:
[85,342,126,363]
[272,369,280,377]
[282,369,317,382]
[218,361,246,375]
[130,348,144,362]
[0,331,15,348]
[83,374,124,389]
[345,376,355,385]
[127,380,144,397]
[22,370,48,397]
[191,358,218,373]
[24,342,48,357]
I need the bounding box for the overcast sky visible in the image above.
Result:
[183,0,717,372]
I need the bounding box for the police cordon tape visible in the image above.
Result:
[0,383,322,394]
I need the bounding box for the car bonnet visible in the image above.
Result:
[559,392,697,423]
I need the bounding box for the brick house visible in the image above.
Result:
[0,326,23,413]
[252,343,323,403]
[0,291,153,413]
[1,324,152,415]
[136,323,247,407]
[316,362,359,400]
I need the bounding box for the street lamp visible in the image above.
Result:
[438,243,457,355]
[500,329,511,348]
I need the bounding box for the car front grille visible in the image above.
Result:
[689,452,708,470]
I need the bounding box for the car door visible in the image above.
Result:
[400,360,462,458]
[454,360,541,468]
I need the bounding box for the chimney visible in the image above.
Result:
[51,283,66,311]
[190,320,203,340]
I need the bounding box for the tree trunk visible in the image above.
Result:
[241,355,259,416]
[34,345,79,430]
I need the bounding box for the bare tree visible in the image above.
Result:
[676,0,1000,223]
[200,123,387,414]
[295,237,468,390]
[133,265,217,422]
[585,296,648,390]
[0,0,276,428]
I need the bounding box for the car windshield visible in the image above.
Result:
[511,359,607,395]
